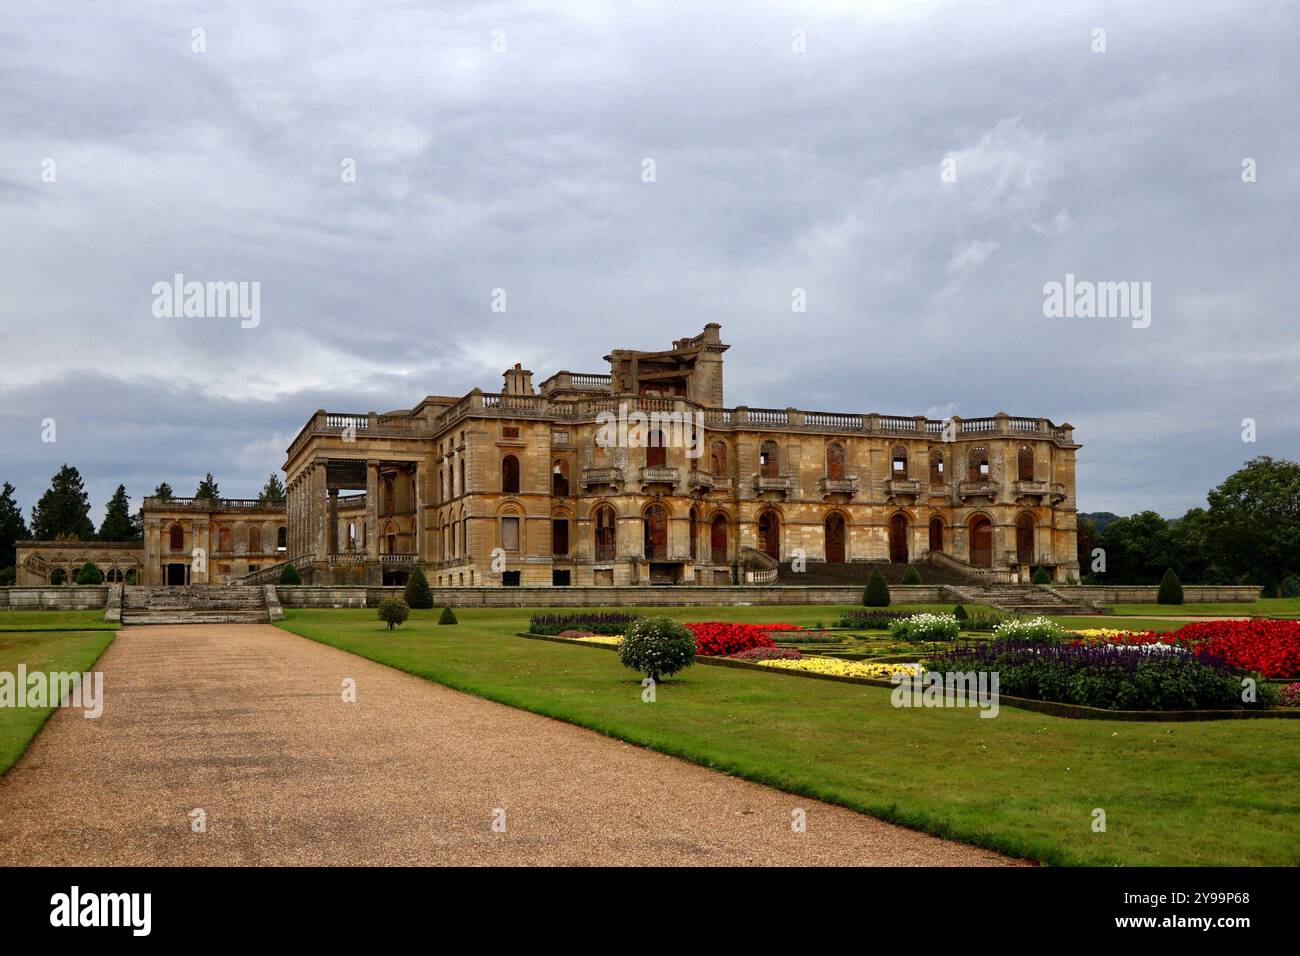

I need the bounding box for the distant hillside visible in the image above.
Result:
[1078,511,1122,531]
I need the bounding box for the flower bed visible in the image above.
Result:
[529,612,639,636]
[1076,619,1300,679]
[992,616,1068,644]
[731,646,804,661]
[889,613,960,643]
[1280,683,1300,707]
[754,657,921,680]
[833,610,908,629]
[929,640,1276,711]
[684,622,801,657]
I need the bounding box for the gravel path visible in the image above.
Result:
[0,624,1017,866]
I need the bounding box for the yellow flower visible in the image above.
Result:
[753,657,920,680]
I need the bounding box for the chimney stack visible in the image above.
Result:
[503,363,535,396]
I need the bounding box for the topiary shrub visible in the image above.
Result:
[279,563,302,585]
[0,566,14,586]
[901,566,922,585]
[404,567,434,609]
[438,605,457,625]
[1157,567,1184,605]
[75,562,104,585]
[1032,566,1052,585]
[377,597,410,630]
[618,616,696,682]
[953,603,969,622]
[863,570,891,607]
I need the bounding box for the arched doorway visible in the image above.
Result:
[710,514,728,562]
[824,513,846,563]
[643,504,668,561]
[757,510,780,560]
[929,516,944,553]
[1016,512,1035,566]
[888,514,909,564]
[970,516,993,568]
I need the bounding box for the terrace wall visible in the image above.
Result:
[0,587,110,610]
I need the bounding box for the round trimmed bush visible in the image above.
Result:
[618,616,696,682]
[438,605,457,625]
[863,570,891,607]
[1032,566,1052,585]
[953,603,969,622]
[901,566,922,585]
[279,563,302,585]
[377,597,410,630]
[404,567,434,609]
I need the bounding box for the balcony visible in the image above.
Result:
[818,476,860,497]
[688,472,732,493]
[581,466,622,489]
[639,466,680,487]
[958,480,997,499]
[753,474,794,496]
[883,478,920,498]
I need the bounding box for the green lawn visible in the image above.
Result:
[276,607,1300,867]
[0,610,118,631]
[1106,598,1300,619]
[0,630,115,773]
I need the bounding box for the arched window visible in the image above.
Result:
[757,510,780,559]
[277,526,287,550]
[968,447,989,481]
[969,516,993,568]
[930,451,945,485]
[218,527,233,552]
[248,527,262,553]
[595,505,616,562]
[646,430,667,469]
[552,460,570,496]
[710,514,728,562]
[710,441,727,476]
[552,516,569,555]
[643,504,668,561]
[347,522,357,550]
[760,441,779,479]
[384,476,395,513]
[437,466,444,503]
[689,507,699,560]
[827,443,846,481]
[1018,445,1034,481]
[891,446,908,478]
[501,454,520,494]
[50,567,67,586]
[168,524,183,551]
[384,521,398,556]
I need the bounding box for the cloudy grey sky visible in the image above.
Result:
[1,0,1297,525]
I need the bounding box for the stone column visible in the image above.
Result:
[365,461,379,558]
[328,488,339,554]
[312,464,328,560]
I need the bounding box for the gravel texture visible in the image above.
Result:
[0,624,1019,866]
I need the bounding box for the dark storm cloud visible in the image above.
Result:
[1,0,1296,523]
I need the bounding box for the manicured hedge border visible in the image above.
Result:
[517,633,1300,722]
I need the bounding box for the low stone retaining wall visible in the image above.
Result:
[0,587,109,610]
[275,584,951,608]
[1056,585,1261,603]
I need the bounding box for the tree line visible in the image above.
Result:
[0,466,287,583]
[1077,456,1300,596]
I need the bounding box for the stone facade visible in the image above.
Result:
[283,325,1082,587]
[15,499,288,586]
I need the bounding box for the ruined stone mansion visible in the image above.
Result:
[16,325,1081,588]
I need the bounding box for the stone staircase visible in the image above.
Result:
[943,583,1104,616]
[776,559,980,587]
[121,585,273,625]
